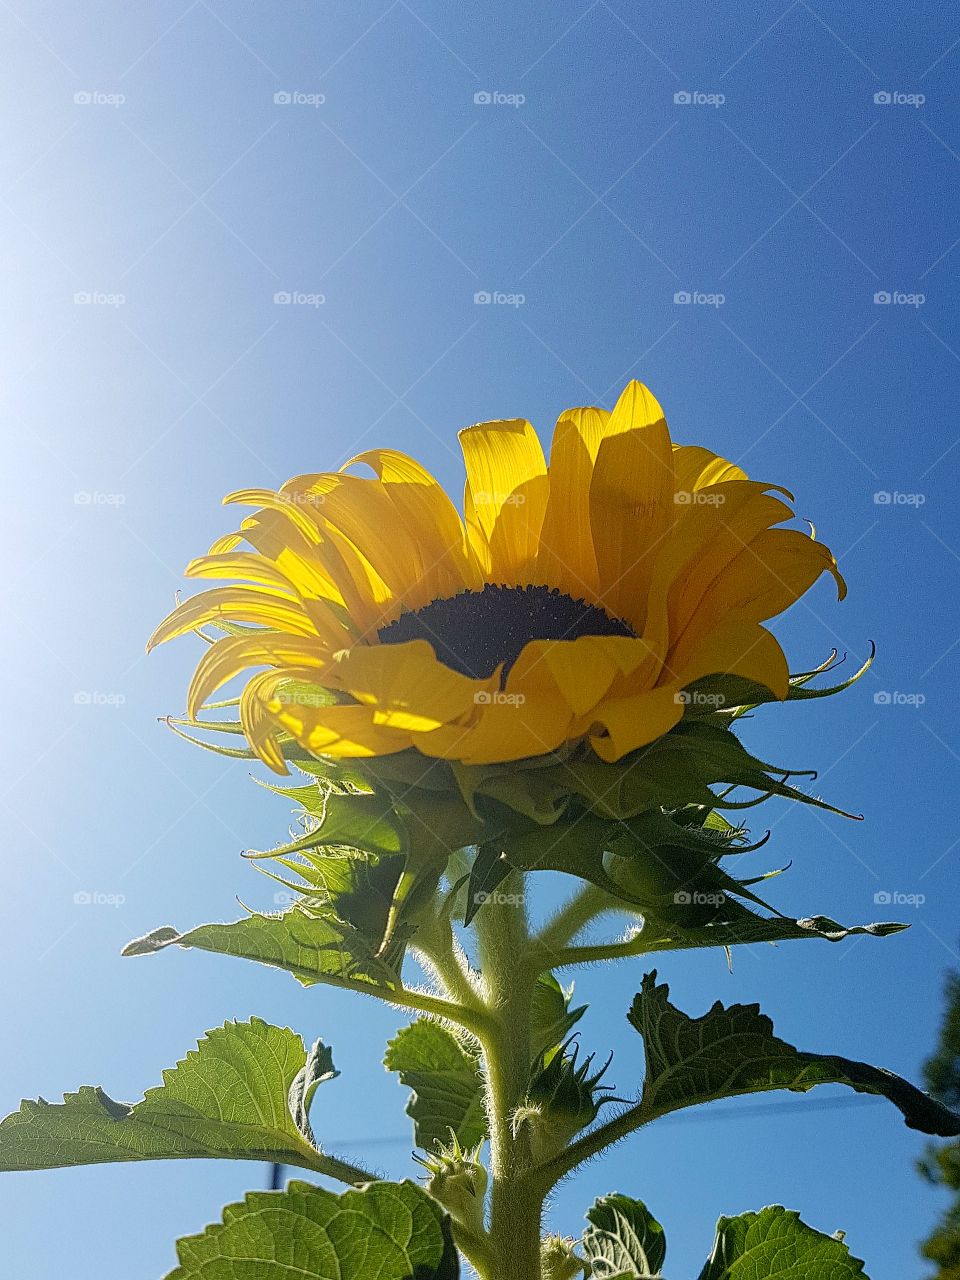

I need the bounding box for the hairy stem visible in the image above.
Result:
[535,882,627,954]
[473,870,543,1280]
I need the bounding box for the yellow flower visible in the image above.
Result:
[149,381,844,774]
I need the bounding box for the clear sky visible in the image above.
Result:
[2,3,959,1277]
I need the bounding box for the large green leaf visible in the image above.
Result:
[629,972,960,1136]
[169,1179,459,1280]
[696,1206,866,1279]
[384,1020,486,1151]
[582,1194,667,1277]
[0,1019,346,1176]
[123,901,403,990]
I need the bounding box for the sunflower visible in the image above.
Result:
[149,381,844,775]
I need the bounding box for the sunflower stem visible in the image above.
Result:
[472,868,544,1280]
[534,882,631,959]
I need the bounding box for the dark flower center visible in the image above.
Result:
[377,583,635,681]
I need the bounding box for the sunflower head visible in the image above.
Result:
[149,381,863,941]
[149,380,845,778]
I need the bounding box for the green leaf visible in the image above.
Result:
[123,902,404,990]
[0,1019,345,1176]
[168,1179,460,1280]
[531,971,587,1060]
[384,1020,486,1151]
[639,910,909,954]
[629,972,960,1136]
[582,1194,666,1277]
[696,1205,866,1279]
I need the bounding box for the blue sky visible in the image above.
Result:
[2,3,959,1276]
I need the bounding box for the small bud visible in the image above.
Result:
[414,1132,487,1237]
[516,1039,615,1161]
[541,1234,586,1280]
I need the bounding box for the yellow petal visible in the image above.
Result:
[671,444,746,494]
[148,586,319,650]
[515,635,658,718]
[537,406,609,599]
[589,382,676,631]
[322,640,495,734]
[269,700,409,758]
[669,528,844,672]
[668,616,790,700]
[346,449,479,600]
[460,418,549,584]
[240,670,291,774]
[583,685,686,762]
[186,632,327,719]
